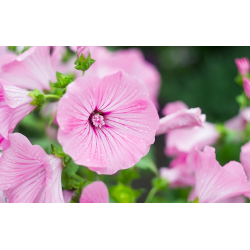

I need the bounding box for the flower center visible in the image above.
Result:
[91,113,105,128]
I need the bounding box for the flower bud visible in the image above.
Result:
[243,77,250,99]
[74,46,95,73]
[235,58,250,76]
[76,46,90,59]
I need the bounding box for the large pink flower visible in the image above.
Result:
[0,78,35,149]
[156,108,205,135]
[160,153,195,188]
[80,181,109,203]
[0,46,56,91]
[191,146,250,203]
[57,71,159,175]
[84,47,161,109]
[165,122,219,157]
[0,133,64,203]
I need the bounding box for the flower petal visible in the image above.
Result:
[162,101,188,116]
[63,190,74,203]
[0,46,56,90]
[165,122,219,156]
[156,108,204,136]
[80,181,109,203]
[193,146,250,203]
[86,47,161,108]
[240,141,250,179]
[44,155,64,203]
[0,79,34,143]
[0,133,63,203]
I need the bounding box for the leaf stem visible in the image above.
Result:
[45,94,61,100]
[71,173,85,183]
[145,187,158,203]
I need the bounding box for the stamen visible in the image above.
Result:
[92,113,105,128]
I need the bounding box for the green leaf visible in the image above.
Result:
[135,156,158,175]
[115,167,140,185]
[64,161,79,176]
[234,74,243,86]
[152,177,168,190]
[51,71,74,89]
[109,183,142,203]
[236,92,250,109]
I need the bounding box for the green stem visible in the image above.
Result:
[45,94,61,100]
[145,187,158,203]
[71,173,85,183]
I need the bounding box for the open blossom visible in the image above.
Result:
[76,46,90,58]
[85,46,161,109]
[0,133,64,203]
[0,78,35,149]
[160,153,195,188]
[156,107,205,135]
[80,181,109,203]
[235,58,250,76]
[165,122,219,157]
[191,146,250,203]
[243,77,250,99]
[0,46,56,91]
[57,71,159,175]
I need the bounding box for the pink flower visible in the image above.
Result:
[191,146,250,203]
[41,102,59,125]
[0,133,64,203]
[0,46,56,91]
[0,78,35,149]
[63,190,74,203]
[76,46,90,58]
[57,72,159,175]
[156,107,205,136]
[243,77,250,99]
[0,46,9,56]
[165,122,219,157]
[0,152,5,203]
[160,153,195,187]
[235,58,250,76]
[85,47,161,109]
[162,101,188,116]
[51,46,82,79]
[240,141,250,179]
[80,181,109,203]
[225,107,250,131]
[0,191,6,203]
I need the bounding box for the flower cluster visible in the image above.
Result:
[0,46,250,203]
